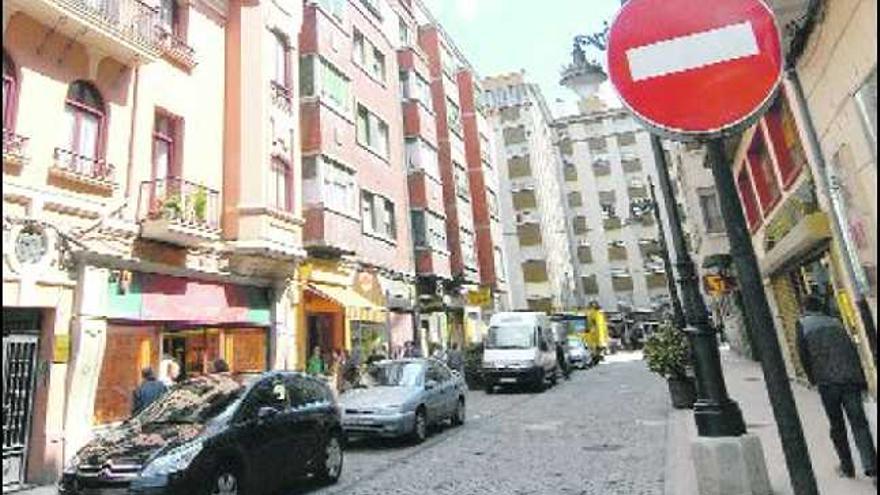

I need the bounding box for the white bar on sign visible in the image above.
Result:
[626,22,759,81]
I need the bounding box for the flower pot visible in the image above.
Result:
[667,377,696,409]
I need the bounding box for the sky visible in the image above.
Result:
[422,0,624,115]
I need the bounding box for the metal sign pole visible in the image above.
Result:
[706,138,819,495]
[647,175,686,329]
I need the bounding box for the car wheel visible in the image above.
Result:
[534,370,546,393]
[411,407,428,444]
[208,465,243,495]
[315,432,344,485]
[452,398,466,426]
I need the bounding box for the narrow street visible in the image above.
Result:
[294,353,669,495]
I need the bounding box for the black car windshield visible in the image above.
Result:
[137,374,244,425]
[362,362,424,388]
[486,325,536,349]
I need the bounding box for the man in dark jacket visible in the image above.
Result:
[796,296,876,479]
[446,343,464,375]
[131,367,167,416]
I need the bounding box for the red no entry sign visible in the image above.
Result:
[607,0,783,138]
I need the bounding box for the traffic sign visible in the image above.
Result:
[607,0,783,138]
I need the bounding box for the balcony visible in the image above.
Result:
[156,28,196,70]
[270,81,293,114]
[3,130,30,170]
[10,0,162,64]
[303,207,359,256]
[50,148,116,193]
[138,177,220,246]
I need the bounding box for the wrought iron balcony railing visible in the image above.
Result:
[3,129,30,165]
[139,176,220,230]
[53,148,115,183]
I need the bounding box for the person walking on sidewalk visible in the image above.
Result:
[796,295,877,480]
[131,367,167,416]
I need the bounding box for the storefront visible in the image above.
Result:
[95,271,273,424]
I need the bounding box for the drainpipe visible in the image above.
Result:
[125,62,141,202]
[784,0,877,363]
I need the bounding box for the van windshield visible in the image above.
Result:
[486,325,536,349]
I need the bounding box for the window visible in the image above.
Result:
[359,0,382,19]
[461,229,477,268]
[487,190,499,217]
[617,132,636,147]
[503,126,526,145]
[158,0,180,35]
[453,161,469,199]
[400,71,433,111]
[301,56,351,113]
[447,98,462,135]
[63,81,105,159]
[322,159,357,216]
[855,67,877,149]
[405,138,440,178]
[747,132,781,212]
[317,0,345,20]
[357,105,389,158]
[239,376,289,420]
[353,30,385,82]
[736,167,761,230]
[588,137,607,153]
[441,44,456,77]
[573,216,588,234]
[398,15,411,46]
[507,155,531,178]
[362,191,396,239]
[568,192,583,208]
[411,210,427,247]
[270,156,293,212]
[152,112,180,180]
[271,32,291,96]
[698,188,724,234]
[563,163,578,181]
[763,96,806,188]
[3,51,17,129]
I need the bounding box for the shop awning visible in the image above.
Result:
[306,283,386,324]
[761,213,832,276]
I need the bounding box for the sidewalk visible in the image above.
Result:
[666,349,877,494]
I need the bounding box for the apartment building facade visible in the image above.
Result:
[553,100,671,313]
[482,72,577,312]
[719,0,877,394]
[3,0,303,486]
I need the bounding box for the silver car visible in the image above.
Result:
[339,359,467,443]
[565,337,590,369]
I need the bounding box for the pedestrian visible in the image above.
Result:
[158,355,180,387]
[555,339,571,380]
[796,295,877,479]
[446,342,464,375]
[403,341,417,358]
[211,358,230,373]
[307,346,325,375]
[131,367,167,416]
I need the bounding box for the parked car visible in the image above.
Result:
[58,372,344,495]
[565,336,590,369]
[339,359,466,443]
[482,312,559,393]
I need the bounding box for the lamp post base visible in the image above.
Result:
[694,399,747,438]
[692,434,773,495]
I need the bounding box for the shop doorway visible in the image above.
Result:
[2,308,41,489]
[162,327,269,380]
[307,314,335,358]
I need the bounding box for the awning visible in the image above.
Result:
[760,212,832,276]
[306,283,386,324]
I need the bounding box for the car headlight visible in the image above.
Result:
[63,454,81,475]
[376,405,403,415]
[140,440,203,478]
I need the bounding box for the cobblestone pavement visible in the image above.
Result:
[288,353,671,495]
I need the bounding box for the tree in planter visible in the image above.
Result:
[643,323,696,409]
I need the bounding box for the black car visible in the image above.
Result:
[58,372,344,495]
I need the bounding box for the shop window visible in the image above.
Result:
[747,131,782,213]
[63,81,105,160]
[763,96,806,189]
[94,325,160,424]
[736,167,762,231]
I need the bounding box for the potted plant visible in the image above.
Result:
[162,193,182,221]
[191,187,208,224]
[643,323,696,409]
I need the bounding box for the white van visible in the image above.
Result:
[482,312,558,393]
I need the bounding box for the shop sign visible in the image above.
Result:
[467,288,492,308]
[353,270,386,307]
[704,274,735,296]
[53,334,70,363]
[763,178,819,251]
